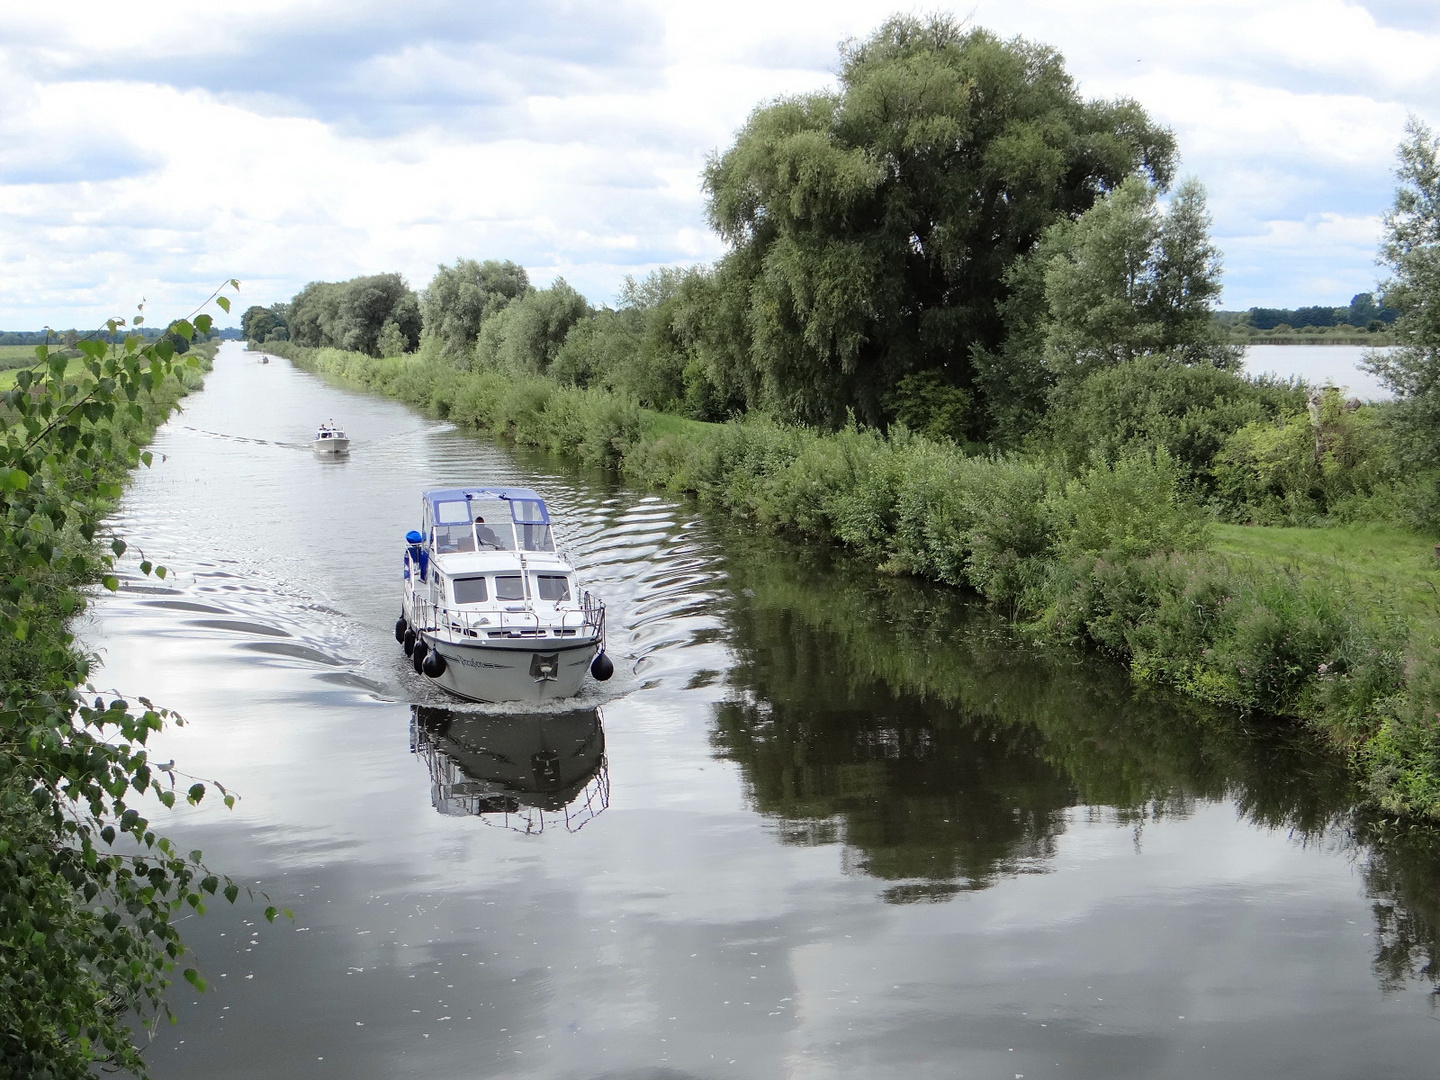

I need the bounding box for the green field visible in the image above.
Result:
[0,343,42,368]
[641,408,716,441]
[1215,522,1440,628]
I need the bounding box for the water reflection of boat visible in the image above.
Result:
[409,705,609,834]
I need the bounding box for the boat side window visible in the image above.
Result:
[494,575,525,602]
[436,500,470,525]
[452,576,488,605]
[535,574,570,602]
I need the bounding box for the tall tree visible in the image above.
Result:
[286,275,419,356]
[286,281,344,348]
[1366,118,1440,466]
[421,258,530,365]
[1040,176,1235,376]
[702,14,1176,428]
[240,302,290,344]
[472,279,591,375]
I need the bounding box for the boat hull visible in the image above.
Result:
[313,438,349,454]
[421,635,599,703]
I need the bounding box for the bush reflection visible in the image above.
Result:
[710,526,1440,995]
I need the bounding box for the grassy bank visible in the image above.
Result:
[272,342,1440,820]
[1215,524,1440,626]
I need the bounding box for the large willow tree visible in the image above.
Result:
[702,14,1176,430]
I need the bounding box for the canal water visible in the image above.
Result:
[89,343,1440,1079]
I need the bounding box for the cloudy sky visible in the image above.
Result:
[1,0,1436,329]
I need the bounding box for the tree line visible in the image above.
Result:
[1213,293,1399,333]
[270,2,1422,454]
[252,16,1242,449]
[251,16,1440,515]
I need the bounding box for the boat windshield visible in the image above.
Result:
[467,497,515,551]
[427,492,555,554]
[510,498,555,552]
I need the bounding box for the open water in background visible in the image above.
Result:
[1243,343,1393,399]
[87,343,1440,1079]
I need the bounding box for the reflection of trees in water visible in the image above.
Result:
[1356,821,1440,998]
[709,524,1440,994]
[714,692,1071,902]
[410,705,608,834]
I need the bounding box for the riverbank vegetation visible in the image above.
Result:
[262,21,1440,819]
[0,302,264,1077]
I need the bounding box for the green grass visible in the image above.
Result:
[0,342,82,373]
[1214,522,1440,628]
[640,408,718,441]
[0,343,41,369]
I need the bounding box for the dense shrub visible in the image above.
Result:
[1216,388,1400,523]
[1039,355,1302,484]
[1052,449,1209,561]
[1367,651,1440,815]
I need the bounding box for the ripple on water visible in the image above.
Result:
[102,389,734,708]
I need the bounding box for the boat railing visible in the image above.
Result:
[413,595,602,645]
[582,590,606,654]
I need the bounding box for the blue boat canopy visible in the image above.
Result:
[421,487,556,554]
[423,487,550,525]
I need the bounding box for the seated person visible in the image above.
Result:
[474,516,504,548]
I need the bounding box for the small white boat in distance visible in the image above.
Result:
[396,487,613,703]
[313,421,349,454]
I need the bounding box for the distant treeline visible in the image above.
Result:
[240,273,420,358]
[1215,293,1399,334]
[0,323,236,370]
[0,325,243,347]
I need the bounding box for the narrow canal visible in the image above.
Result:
[89,343,1440,1078]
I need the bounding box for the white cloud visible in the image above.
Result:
[0,0,1436,327]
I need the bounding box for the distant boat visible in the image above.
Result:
[312,422,349,454]
[260,355,269,364]
[396,486,612,702]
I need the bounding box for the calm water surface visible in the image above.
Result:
[1243,344,1392,399]
[88,344,1440,1079]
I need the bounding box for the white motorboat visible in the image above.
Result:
[396,486,612,703]
[313,421,349,454]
